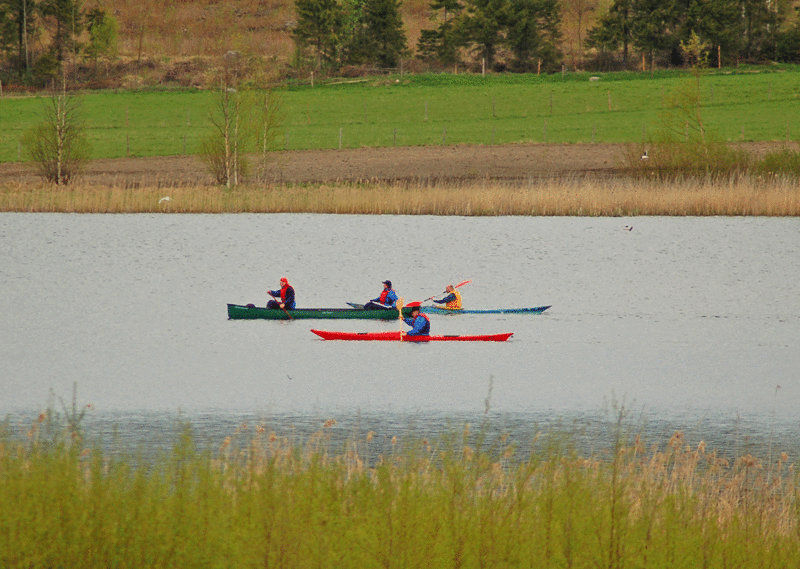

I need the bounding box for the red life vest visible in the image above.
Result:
[379,289,390,303]
[280,284,290,302]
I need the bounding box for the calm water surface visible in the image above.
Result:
[1,214,798,452]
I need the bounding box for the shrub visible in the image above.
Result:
[756,148,800,176]
[22,89,89,185]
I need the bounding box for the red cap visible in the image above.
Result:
[280,277,288,284]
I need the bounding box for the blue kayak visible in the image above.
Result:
[346,302,550,314]
[420,305,551,315]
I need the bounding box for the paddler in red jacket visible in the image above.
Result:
[402,302,430,336]
[364,280,398,310]
[267,277,295,310]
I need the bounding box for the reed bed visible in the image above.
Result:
[2,175,799,216]
[2,415,799,569]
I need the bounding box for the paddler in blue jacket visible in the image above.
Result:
[403,302,430,336]
[432,284,462,310]
[267,277,295,310]
[364,280,398,310]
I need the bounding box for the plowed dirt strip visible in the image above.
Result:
[0,142,790,187]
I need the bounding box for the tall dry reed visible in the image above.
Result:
[2,176,799,215]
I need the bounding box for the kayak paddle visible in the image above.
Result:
[397,297,405,339]
[268,291,293,320]
[424,279,471,301]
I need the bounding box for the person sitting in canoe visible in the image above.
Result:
[402,302,430,337]
[363,280,398,310]
[267,277,295,310]
[431,284,463,310]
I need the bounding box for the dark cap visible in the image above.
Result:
[382,280,392,288]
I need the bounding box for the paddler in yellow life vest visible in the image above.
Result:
[432,284,462,310]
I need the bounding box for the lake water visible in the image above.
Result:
[1,214,798,454]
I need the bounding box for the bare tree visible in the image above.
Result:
[201,52,284,187]
[22,83,88,184]
[563,0,595,69]
[200,82,245,188]
[255,88,283,180]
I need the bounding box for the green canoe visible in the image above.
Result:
[227,303,412,320]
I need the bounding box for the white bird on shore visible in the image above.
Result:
[158,196,171,204]
[641,150,649,160]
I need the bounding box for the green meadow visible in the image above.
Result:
[1,67,800,162]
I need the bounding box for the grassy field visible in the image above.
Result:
[2,67,800,163]
[2,414,798,568]
[3,176,799,215]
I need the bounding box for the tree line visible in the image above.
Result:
[2,0,800,87]
[0,0,117,85]
[293,0,800,73]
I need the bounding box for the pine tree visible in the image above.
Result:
[586,0,634,66]
[41,0,83,68]
[0,0,37,76]
[361,0,407,67]
[459,0,509,68]
[505,0,562,71]
[293,0,343,69]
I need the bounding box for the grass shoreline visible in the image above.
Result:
[3,413,799,568]
[2,176,799,216]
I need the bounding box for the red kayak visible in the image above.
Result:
[311,330,513,342]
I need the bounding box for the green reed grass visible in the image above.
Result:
[2,413,799,569]
[2,175,799,215]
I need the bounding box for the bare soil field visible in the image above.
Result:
[0,142,792,187]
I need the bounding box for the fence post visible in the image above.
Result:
[718,45,721,69]
[311,71,314,88]
[424,101,428,122]
[186,108,190,127]
[549,91,553,115]
[492,126,496,145]
[0,79,3,97]
[592,124,596,143]
[338,127,343,150]
[183,134,187,155]
[537,59,541,76]
[126,106,130,156]
[18,140,22,161]
[482,58,485,76]
[543,119,547,142]
[607,90,612,111]
[491,99,496,118]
